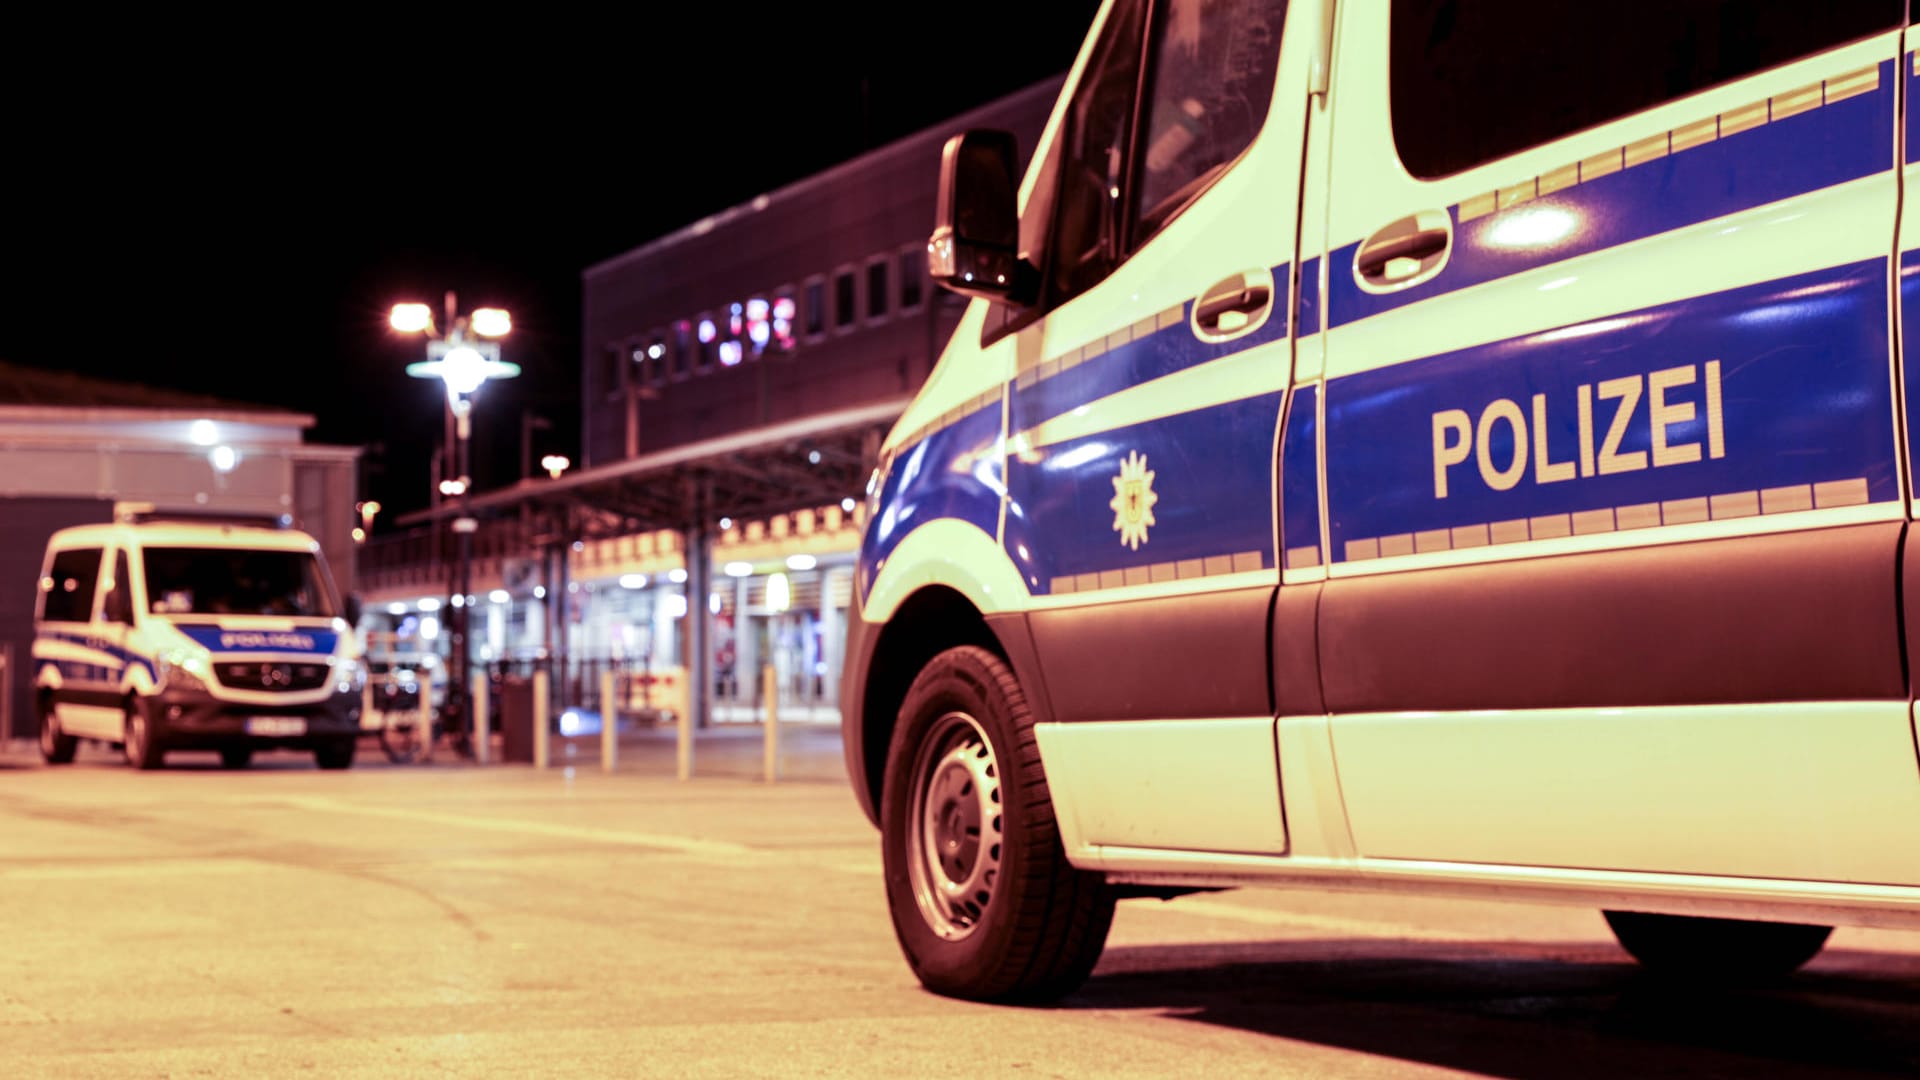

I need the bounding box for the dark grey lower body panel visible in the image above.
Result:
[1318,521,1906,714]
[1027,586,1274,722]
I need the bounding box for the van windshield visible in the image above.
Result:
[142,548,337,618]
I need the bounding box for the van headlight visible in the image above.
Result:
[156,650,210,693]
[332,657,367,694]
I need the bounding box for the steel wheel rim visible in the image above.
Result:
[39,710,57,755]
[125,708,144,763]
[906,710,1003,941]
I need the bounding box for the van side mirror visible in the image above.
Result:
[103,586,133,626]
[344,594,363,626]
[929,129,1036,305]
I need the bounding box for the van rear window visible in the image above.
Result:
[143,548,336,617]
[1389,0,1904,179]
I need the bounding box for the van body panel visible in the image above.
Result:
[1331,701,1920,883]
[847,3,1920,980]
[1319,522,1906,714]
[1026,585,1271,722]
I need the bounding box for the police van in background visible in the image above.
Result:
[841,0,1920,1001]
[33,509,366,771]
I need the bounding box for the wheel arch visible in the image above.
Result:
[847,585,1058,828]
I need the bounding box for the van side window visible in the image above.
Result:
[1390,0,1904,180]
[1044,0,1147,306]
[41,547,102,623]
[1132,0,1287,246]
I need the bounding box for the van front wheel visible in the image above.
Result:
[879,645,1114,1003]
[122,697,165,771]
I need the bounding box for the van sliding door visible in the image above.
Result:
[1315,2,1919,885]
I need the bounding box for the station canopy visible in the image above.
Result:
[395,397,905,542]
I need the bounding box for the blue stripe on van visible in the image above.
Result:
[856,402,1004,605]
[1900,249,1920,483]
[176,627,338,655]
[1326,60,1895,332]
[1323,259,1897,560]
[37,630,155,681]
[1280,383,1320,569]
[1003,394,1281,594]
[1009,286,1288,435]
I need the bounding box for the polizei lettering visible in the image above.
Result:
[1431,361,1724,498]
[219,631,318,651]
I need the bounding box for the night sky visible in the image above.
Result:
[2,5,1102,524]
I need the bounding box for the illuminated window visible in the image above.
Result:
[866,258,890,321]
[770,290,797,353]
[745,296,772,357]
[834,268,857,331]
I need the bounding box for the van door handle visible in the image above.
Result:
[1194,274,1272,334]
[1355,211,1452,287]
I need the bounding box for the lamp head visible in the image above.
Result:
[470,308,512,338]
[389,303,434,334]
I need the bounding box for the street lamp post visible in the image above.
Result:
[391,291,519,754]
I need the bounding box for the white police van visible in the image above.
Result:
[33,511,365,770]
[842,0,1920,1000]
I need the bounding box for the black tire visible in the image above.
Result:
[37,695,76,765]
[219,747,253,770]
[314,738,356,770]
[1604,910,1832,981]
[879,645,1115,1003]
[122,696,166,771]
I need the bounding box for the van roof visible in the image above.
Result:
[44,521,321,553]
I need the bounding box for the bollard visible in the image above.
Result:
[676,670,692,782]
[763,663,780,783]
[472,669,490,765]
[533,667,551,770]
[360,681,373,737]
[600,668,617,774]
[419,676,435,760]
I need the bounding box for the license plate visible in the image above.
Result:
[246,717,307,737]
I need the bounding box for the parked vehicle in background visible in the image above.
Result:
[843,0,1920,1002]
[33,510,365,770]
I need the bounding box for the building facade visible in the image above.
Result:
[358,77,1062,723]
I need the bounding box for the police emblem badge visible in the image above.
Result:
[1109,450,1158,551]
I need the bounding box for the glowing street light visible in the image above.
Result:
[470,308,512,337]
[389,303,433,333]
[391,290,519,757]
[541,454,570,480]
